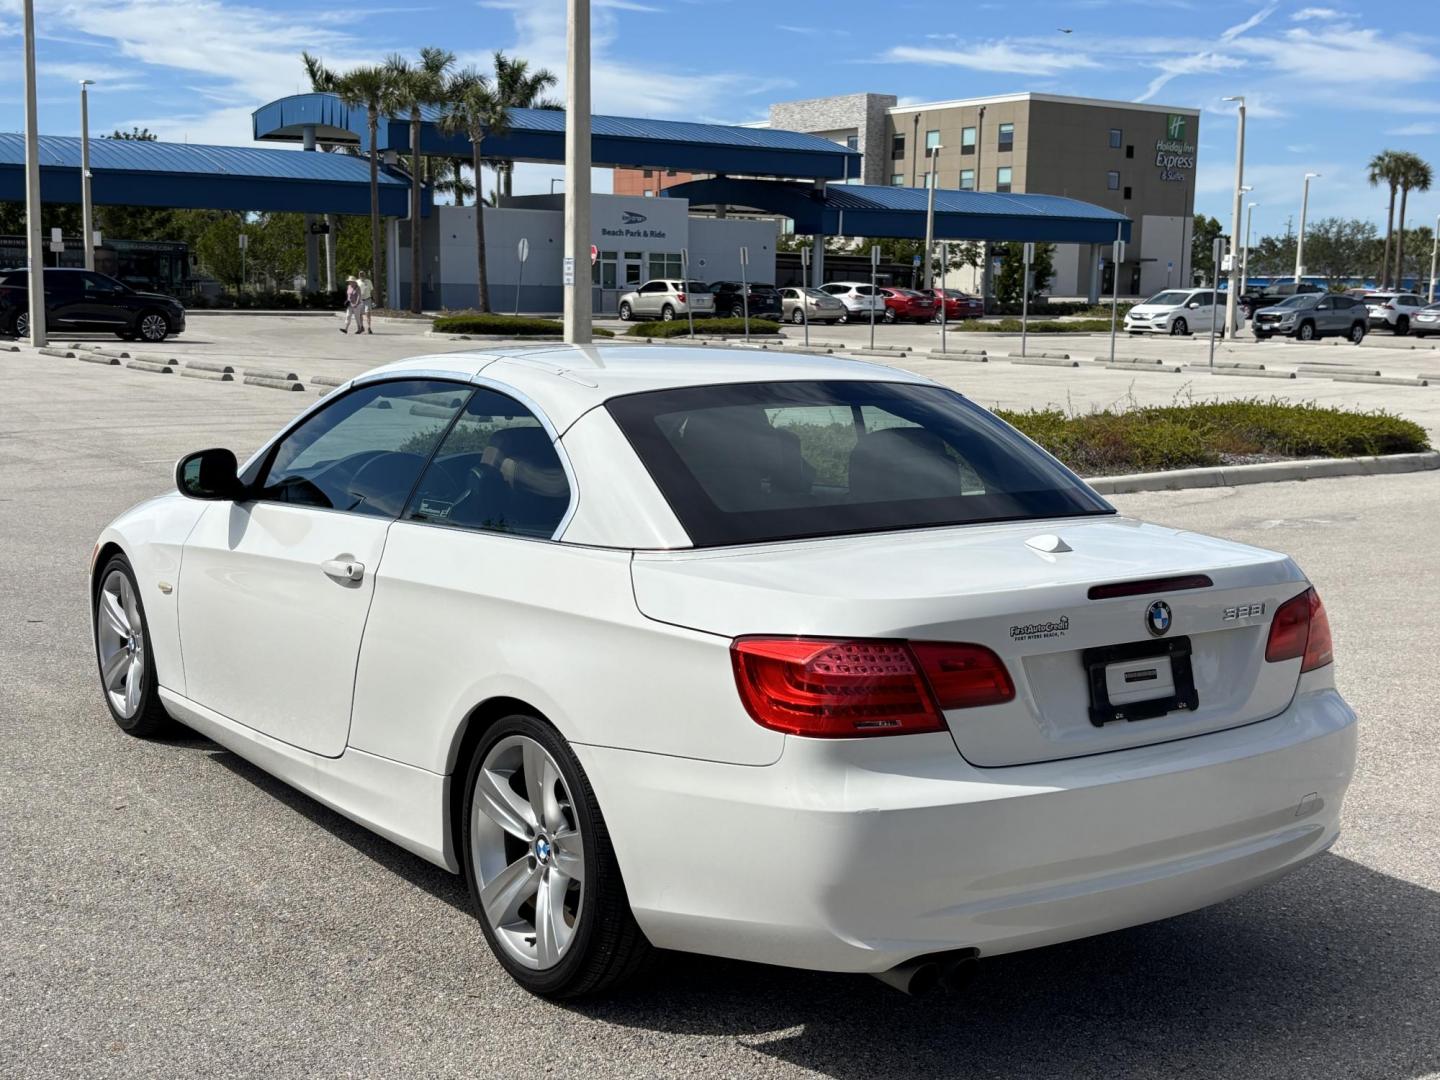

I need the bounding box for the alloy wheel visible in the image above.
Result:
[1171,317,1187,336]
[470,734,586,970]
[139,314,168,342]
[96,569,146,719]
[15,311,29,338]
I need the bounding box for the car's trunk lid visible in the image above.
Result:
[631,517,1310,766]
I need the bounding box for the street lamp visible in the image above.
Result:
[550,177,563,194]
[1222,95,1245,338]
[80,80,95,271]
[21,0,47,346]
[562,0,592,344]
[1295,172,1320,284]
[922,144,940,290]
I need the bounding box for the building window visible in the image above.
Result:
[649,252,682,279]
[925,129,941,152]
[997,123,1014,152]
[996,166,1012,193]
[961,126,976,155]
[643,189,654,197]
[1107,171,1120,191]
[1126,144,1134,159]
[598,251,618,290]
[959,169,975,190]
[1123,186,1132,200]
[891,133,906,159]
[642,169,653,178]
[846,134,859,151]
[891,173,905,186]
[1109,128,1122,149]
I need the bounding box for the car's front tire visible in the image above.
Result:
[10,309,30,338]
[1170,317,1188,336]
[1349,322,1367,344]
[136,310,171,343]
[617,302,633,322]
[462,713,651,999]
[93,554,173,738]
[1297,320,1316,341]
[883,308,897,324]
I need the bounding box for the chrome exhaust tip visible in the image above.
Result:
[872,948,979,996]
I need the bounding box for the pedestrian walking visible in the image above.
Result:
[340,275,362,334]
[357,272,376,334]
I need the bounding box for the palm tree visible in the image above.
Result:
[1368,150,1404,287]
[439,68,507,311]
[300,52,346,294]
[332,65,397,307]
[1392,152,1433,289]
[302,51,338,94]
[491,52,561,199]
[387,48,455,312]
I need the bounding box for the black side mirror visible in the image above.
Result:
[175,448,242,501]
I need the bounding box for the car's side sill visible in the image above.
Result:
[159,688,458,873]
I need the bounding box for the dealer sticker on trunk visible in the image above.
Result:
[1010,617,1070,642]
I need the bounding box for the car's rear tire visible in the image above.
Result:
[1170,317,1188,336]
[1297,320,1316,341]
[883,308,897,324]
[462,713,652,999]
[93,554,173,738]
[137,310,170,342]
[617,302,633,322]
[837,311,848,324]
[791,308,805,324]
[660,305,675,322]
[1395,316,1409,336]
[1349,322,1366,344]
[11,310,29,338]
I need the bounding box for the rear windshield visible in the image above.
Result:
[605,380,1112,547]
[675,281,710,293]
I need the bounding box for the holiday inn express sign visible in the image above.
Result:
[1155,114,1196,182]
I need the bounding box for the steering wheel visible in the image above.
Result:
[344,451,429,515]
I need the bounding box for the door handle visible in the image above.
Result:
[321,558,365,582]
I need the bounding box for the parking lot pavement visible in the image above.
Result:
[17,311,1440,441]
[2,355,1438,1079]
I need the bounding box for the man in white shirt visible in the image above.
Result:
[357,273,375,334]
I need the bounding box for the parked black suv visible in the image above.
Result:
[707,280,781,320]
[0,268,186,342]
[1239,281,1321,319]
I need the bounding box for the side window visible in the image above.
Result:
[1196,291,1214,306]
[43,272,81,298]
[406,388,571,539]
[83,273,124,295]
[257,380,469,517]
[640,281,666,294]
[1317,298,1333,310]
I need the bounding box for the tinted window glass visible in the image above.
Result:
[42,271,81,297]
[406,388,569,538]
[259,380,469,517]
[83,273,126,295]
[606,381,1111,547]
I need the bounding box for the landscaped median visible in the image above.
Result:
[955,318,1116,333]
[996,399,1430,476]
[431,313,614,337]
[624,317,784,338]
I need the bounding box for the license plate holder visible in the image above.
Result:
[1082,636,1199,727]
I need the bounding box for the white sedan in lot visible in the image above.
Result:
[92,346,1356,998]
[1123,288,1221,335]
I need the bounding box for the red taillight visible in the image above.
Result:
[730,637,1012,738]
[676,292,687,303]
[1265,587,1333,672]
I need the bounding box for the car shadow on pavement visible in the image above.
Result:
[203,747,473,915]
[578,854,1439,1080]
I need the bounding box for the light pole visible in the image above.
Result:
[1294,172,1319,284]
[922,144,940,290]
[1222,95,1245,339]
[80,80,95,271]
[1243,199,1256,305]
[1429,213,1438,303]
[550,177,563,194]
[21,0,47,346]
[562,0,592,343]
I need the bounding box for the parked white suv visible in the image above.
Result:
[1363,292,1425,335]
[1123,288,1220,336]
[617,280,715,322]
[818,281,886,323]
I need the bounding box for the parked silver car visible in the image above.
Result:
[1363,292,1425,335]
[1252,293,1367,343]
[1413,302,1440,338]
[617,280,715,322]
[779,286,847,325]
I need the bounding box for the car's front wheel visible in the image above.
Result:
[136,310,170,342]
[1297,320,1316,341]
[1349,322,1366,344]
[883,308,897,324]
[1170,317,1188,336]
[837,311,848,324]
[93,554,172,737]
[463,714,651,999]
[617,302,633,322]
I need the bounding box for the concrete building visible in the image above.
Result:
[615,91,1199,298]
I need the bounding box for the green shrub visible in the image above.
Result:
[433,313,613,337]
[625,317,783,338]
[994,399,1429,476]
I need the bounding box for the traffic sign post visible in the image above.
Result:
[514,237,530,316]
[869,245,880,350]
[681,247,695,339]
[799,245,811,347]
[739,245,750,340]
[938,241,948,355]
[1021,241,1034,358]
[1208,236,1225,368]
[1108,231,1123,366]
[237,232,248,294]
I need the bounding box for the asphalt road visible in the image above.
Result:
[2,357,1438,1079]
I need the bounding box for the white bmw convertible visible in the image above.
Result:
[92,345,1356,998]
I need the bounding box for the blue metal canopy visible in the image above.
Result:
[663,177,1132,244]
[253,93,862,181]
[0,132,421,216]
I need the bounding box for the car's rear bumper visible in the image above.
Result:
[577,677,1355,973]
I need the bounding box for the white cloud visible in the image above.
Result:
[1219,3,1277,43]
[883,42,1100,76]
[1387,122,1440,136]
[1290,6,1347,19]
[1235,27,1440,84]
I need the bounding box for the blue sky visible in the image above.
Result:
[2,0,1437,238]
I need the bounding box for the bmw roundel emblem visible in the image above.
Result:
[1145,600,1173,637]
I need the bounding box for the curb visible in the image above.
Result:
[1089,451,1440,495]
[244,375,305,391]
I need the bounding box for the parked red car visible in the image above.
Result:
[879,287,937,323]
[930,288,985,320]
